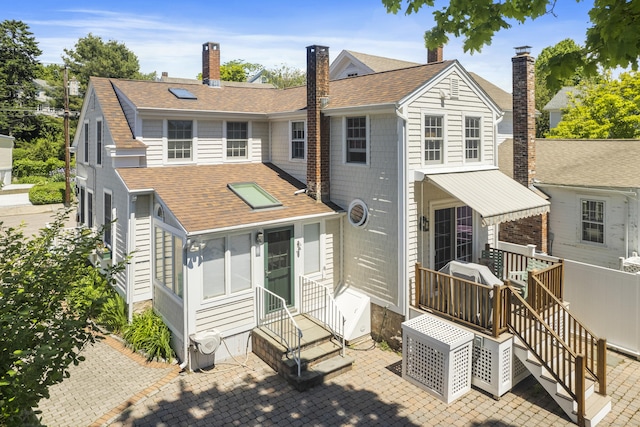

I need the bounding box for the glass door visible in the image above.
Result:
[264,227,294,307]
[433,206,473,270]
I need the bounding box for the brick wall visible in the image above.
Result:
[499,212,548,253]
[427,46,443,63]
[306,45,330,202]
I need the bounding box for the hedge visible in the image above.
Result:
[13,158,65,178]
[28,182,66,205]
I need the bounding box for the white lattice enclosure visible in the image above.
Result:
[402,314,473,403]
[470,334,514,398]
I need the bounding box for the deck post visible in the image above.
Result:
[492,285,501,337]
[597,338,607,395]
[576,354,586,427]
[415,262,422,308]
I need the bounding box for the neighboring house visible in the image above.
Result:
[500,138,640,269]
[0,134,14,186]
[543,86,582,129]
[73,42,548,368]
[330,48,514,143]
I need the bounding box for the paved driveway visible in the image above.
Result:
[39,335,639,426]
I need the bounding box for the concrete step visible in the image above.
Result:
[282,340,342,375]
[284,355,355,391]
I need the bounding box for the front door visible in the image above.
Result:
[434,206,473,270]
[265,226,294,306]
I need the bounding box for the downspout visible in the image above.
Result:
[127,195,135,322]
[181,238,190,371]
[396,105,409,318]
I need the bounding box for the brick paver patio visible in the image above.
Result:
[40,334,640,426]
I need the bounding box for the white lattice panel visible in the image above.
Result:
[472,345,493,384]
[402,314,473,404]
[471,335,514,398]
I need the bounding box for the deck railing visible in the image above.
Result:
[482,243,557,282]
[255,287,302,377]
[527,267,607,394]
[527,261,564,303]
[300,277,345,356]
[414,262,508,337]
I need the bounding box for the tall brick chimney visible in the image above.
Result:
[512,46,536,187]
[427,46,443,63]
[202,42,221,87]
[500,46,548,253]
[306,45,330,202]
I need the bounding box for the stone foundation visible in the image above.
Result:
[370,303,405,351]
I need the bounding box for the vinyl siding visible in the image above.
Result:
[195,294,254,334]
[133,194,152,300]
[270,120,307,183]
[197,120,223,164]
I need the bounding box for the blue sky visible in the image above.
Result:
[5,1,593,91]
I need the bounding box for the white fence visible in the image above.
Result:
[563,260,640,358]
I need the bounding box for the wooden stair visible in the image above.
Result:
[252,314,354,391]
[513,337,611,427]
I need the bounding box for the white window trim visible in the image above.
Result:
[164,119,196,165]
[343,115,370,166]
[223,120,252,162]
[421,111,448,167]
[152,220,185,300]
[302,221,325,278]
[200,231,254,304]
[579,197,606,246]
[289,120,307,161]
[463,114,482,163]
[96,118,103,167]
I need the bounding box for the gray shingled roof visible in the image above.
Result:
[543,86,583,111]
[345,50,421,73]
[499,138,640,188]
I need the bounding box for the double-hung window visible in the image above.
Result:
[424,115,443,163]
[154,226,183,298]
[96,119,103,165]
[226,122,248,159]
[168,120,192,161]
[465,117,481,161]
[581,199,604,244]
[291,121,305,160]
[346,116,367,164]
[103,192,112,248]
[83,122,89,163]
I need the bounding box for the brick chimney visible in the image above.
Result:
[306,45,330,202]
[427,46,443,63]
[202,42,221,87]
[500,46,548,253]
[512,46,535,187]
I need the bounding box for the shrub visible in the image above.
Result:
[67,266,110,319]
[29,182,65,205]
[16,175,49,185]
[97,293,128,334]
[13,159,48,178]
[123,309,174,362]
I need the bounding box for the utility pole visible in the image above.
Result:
[64,66,71,206]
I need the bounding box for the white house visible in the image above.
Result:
[500,138,640,269]
[543,86,582,129]
[73,42,548,368]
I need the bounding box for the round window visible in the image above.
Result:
[348,199,369,228]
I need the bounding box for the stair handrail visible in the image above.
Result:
[300,276,346,357]
[255,287,302,377]
[527,268,607,394]
[506,286,587,425]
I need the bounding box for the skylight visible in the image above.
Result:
[228,182,282,209]
[168,87,197,100]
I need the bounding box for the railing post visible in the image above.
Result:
[558,259,565,301]
[415,262,422,308]
[597,338,607,395]
[492,284,501,338]
[576,354,586,427]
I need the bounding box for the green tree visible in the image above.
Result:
[215,59,263,82]
[535,39,591,137]
[548,72,640,139]
[0,210,124,425]
[62,33,155,94]
[263,64,306,89]
[382,0,639,84]
[0,20,42,136]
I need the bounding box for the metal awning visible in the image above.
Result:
[425,169,550,226]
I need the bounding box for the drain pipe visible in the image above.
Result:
[181,238,191,371]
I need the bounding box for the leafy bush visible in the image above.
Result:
[123,309,174,362]
[12,158,64,178]
[97,293,128,334]
[29,182,65,204]
[11,147,29,161]
[67,266,110,319]
[16,175,49,185]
